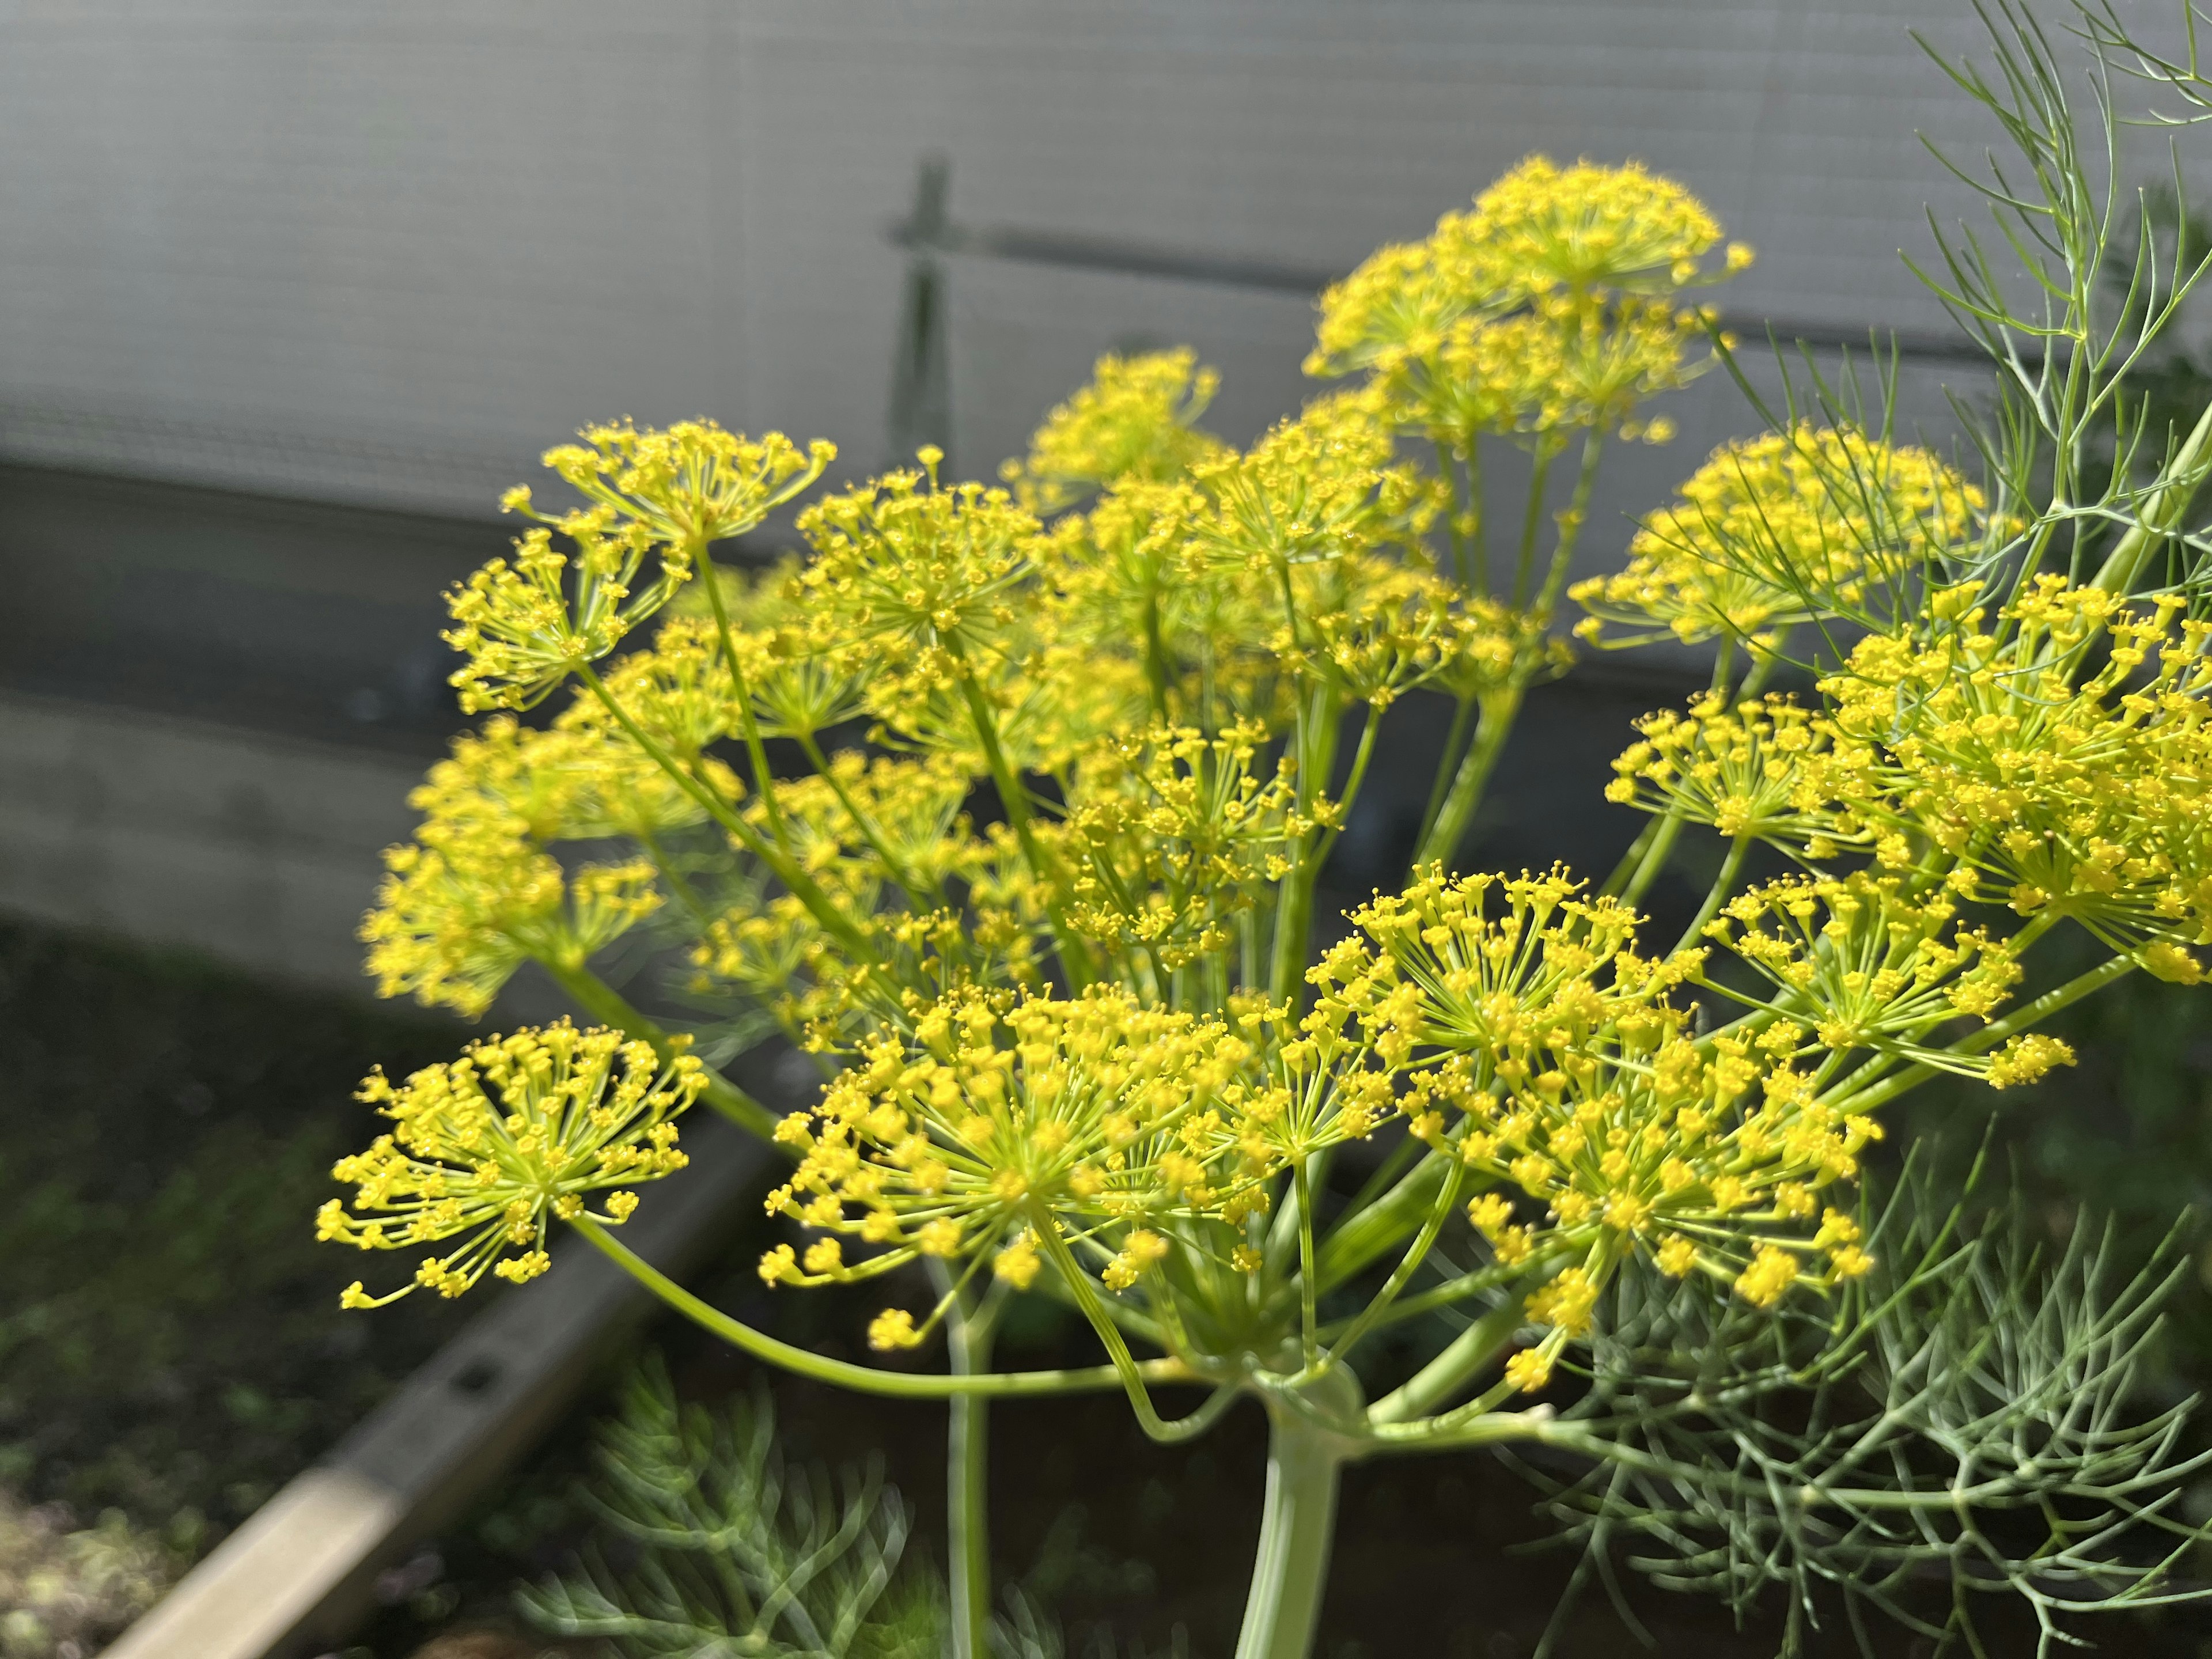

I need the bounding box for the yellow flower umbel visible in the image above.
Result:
[1573,425,1985,650]
[447,421,831,714]
[320,1020,704,1305]
[1606,693,1875,857]
[1706,874,2043,1077]
[1001,349,1227,514]
[796,453,1041,721]
[1819,579,2212,956]
[758,986,1260,1347]
[527,419,832,549]
[1312,863,1897,1392]
[1309,154,1751,454]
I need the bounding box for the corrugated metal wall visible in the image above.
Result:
[0,0,2193,987]
[2,0,2175,517]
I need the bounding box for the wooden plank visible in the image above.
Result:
[106,1114,771,1659]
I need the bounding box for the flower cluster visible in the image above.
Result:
[329,145,2202,1455]
[796,454,1041,720]
[1308,154,1752,447]
[1001,349,1227,513]
[1311,866,1902,1389]
[1573,425,1986,650]
[320,1021,703,1304]
[757,987,1265,1344]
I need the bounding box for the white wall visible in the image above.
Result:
[0,0,2187,529]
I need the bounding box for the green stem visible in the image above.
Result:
[1269,687,1344,1009]
[1618,813,1686,910]
[1599,817,1662,899]
[577,664,878,967]
[573,1217,1195,1399]
[942,1277,997,1659]
[1533,427,1607,618]
[2091,389,2212,592]
[1294,1160,1320,1370]
[952,658,1097,989]
[1672,835,1751,957]
[1413,686,1524,870]
[1435,434,1473,593]
[1309,704,1382,874]
[1309,1162,1463,1378]
[1366,1298,1528,1426]
[697,544,798,851]
[1824,950,2138,1118]
[794,728,941,911]
[1315,1158,1449,1291]
[1466,437,1489,590]
[1233,1401,1346,1659]
[1030,1210,1237,1444]
[540,958,778,1139]
[1414,695,1478,858]
[1510,446,1558,609]
[1143,589,1173,721]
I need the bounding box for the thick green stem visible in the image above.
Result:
[1366,1298,1528,1425]
[2091,389,2212,592]
[942,1281,998,1659]
[540,958,778,1139]
[1233,1400,1346,1659]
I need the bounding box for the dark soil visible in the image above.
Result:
[0,917,476,1556]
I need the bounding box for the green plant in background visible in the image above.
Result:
[519,1361,941,1658]
[323,5,2212,1654]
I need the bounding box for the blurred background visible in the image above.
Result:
[0,0,2057,988]
[8,3,2212,1656]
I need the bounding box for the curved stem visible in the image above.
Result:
[1672,835,1752,957]
[1029,1209,1237,1444]
[1233,1401,1344,1659]
[539,957,778,1139]
[573,1217,1194,1399]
